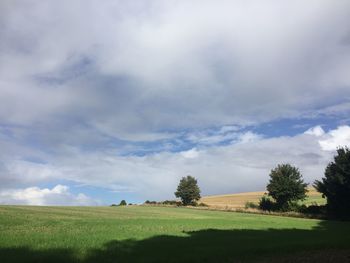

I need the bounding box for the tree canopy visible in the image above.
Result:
[267,164,308,210]
[314,147,350,217]
[119,200,127,206]
[175,175,201,206]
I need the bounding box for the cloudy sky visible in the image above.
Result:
[1,0,350,205]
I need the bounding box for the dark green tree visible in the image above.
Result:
[175,175,201,206]
[119,200,127,206]
[267,164,308,210]
[314,147,350,217]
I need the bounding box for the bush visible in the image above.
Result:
[259,195,275,211]
[110,204,117,207]
[198,202,209,207]
[161,200,182,206]
[162,200,178,205]
[288,202,306,213]
[300,205,327,215]
[245,202,259,209]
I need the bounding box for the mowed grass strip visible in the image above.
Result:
[200,187,325,208]
[0,205,349,263]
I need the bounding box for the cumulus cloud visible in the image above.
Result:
[0,185,98,206]
[304,126,325,137]
[319,126,350,151]
[1,126,348,202]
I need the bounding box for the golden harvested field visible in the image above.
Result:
[200,188,325,209]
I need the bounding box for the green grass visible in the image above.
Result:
[303,195,327,206]
[0,205,350,262]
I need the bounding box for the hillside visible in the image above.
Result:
[200,188,325,209]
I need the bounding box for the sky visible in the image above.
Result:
[0,0,350,205]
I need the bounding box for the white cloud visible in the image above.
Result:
[319,126,350,151]
[0,184,98,206]
[0,0,349,139]
[7,126,350,201]
[237,131,262,144]
[186,129,262,146]
[0,1,350,204]
[181,148,199,159]
[304,125,325,137]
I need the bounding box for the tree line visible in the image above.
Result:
[174,147,350,219]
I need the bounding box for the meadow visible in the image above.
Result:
[1,205,350,262]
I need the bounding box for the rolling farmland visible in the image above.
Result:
[200,187,325,209]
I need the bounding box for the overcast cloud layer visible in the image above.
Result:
[0,1,350,205]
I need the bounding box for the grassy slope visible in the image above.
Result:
[1,205,350,263]
[201,187,325,208]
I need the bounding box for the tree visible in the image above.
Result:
[266,164,308,210]
[314,147,350,217]
[119,200,127,206]
[175,175,201,206]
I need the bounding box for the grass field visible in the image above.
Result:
[1,205,350,263]
[201,187,326,209]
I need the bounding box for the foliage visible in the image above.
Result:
[174,175,201,206]
[259,195,275,211]
[110,204,117,207]
[144,200,181,206]
[287,202,306,213]
[161,200,182,206]
[245,201,259,209]
[299,204,327,216]
[119,200,127,206]
[314,147,350,218]
[267,164,308,211]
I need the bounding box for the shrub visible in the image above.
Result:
[245,202,259,209]
[259,195,275,211]
[300,205,327,215]
[198,202,209,207]
[288,202,306,213]
[162,200,179,205]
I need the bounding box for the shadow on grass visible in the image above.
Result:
[2,220,350,263]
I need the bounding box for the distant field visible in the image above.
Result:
[1,205,350,263]
[201,187,326,209]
